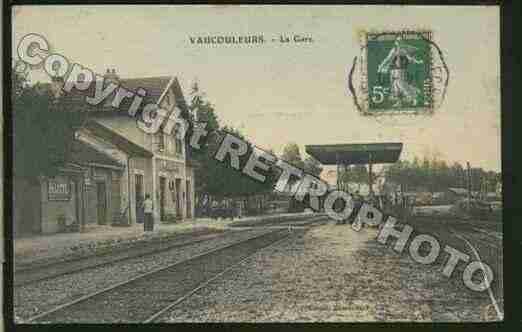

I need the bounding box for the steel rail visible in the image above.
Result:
[143,233,292,323]
[25,228,287,323]
[15,231,228,287]
[17,216,326,286]
[450,227,503,321]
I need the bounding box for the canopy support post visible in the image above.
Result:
[368,152,374,197]
[336,153,340,190]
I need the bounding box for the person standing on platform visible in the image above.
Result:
[349,191,363,225]
[142,194,154,231]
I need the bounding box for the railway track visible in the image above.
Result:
[229,214,328,228]
[246,215,330,228]
[409,215,502,262]
[16,215,327,286]
[411,214,502,231]
[14,230,230,287]
[406,214,503,317]
[449,227,503,320]
[25,228,296,323]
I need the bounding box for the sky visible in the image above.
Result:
[12,5,501,172]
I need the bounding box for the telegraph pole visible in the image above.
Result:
[336,153,340,190]
[482,175,487,200]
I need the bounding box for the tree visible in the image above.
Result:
[189,81,219,131]
[450,162,465,188]
[189,81,223,198]
[13,73,87,179]
[420,156,431,191]
[303,155,323,177]
[189,83,276,202]
[280,143,304,169]
[384,156,500,194]
[340,165,368,191]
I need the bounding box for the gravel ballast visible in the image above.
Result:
[32,230,289,323]
[14,228,270,322]
[158,222,496,322]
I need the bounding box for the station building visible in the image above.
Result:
[14,71,196,236]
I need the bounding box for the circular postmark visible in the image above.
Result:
[348,29,449,122]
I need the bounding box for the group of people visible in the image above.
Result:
[344,191,394,225]
[209,199,240,220]
[346,191,364,225]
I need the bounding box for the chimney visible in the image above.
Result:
[50,76,65,99]
[104,68,120,84]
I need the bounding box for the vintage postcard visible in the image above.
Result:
[9,4,502,325]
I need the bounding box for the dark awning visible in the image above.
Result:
[70,140,124,169]
[305,143,403,165]
[84,120,153,158]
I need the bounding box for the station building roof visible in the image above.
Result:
[305,143,403,165]
[70,139,124,169]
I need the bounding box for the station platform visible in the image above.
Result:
[14,213,312,269]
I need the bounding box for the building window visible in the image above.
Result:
[175,137,183,155]
[174,123,183,156]
[158,133,165,152]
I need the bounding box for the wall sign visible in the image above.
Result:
[48,178,71,201]
[162,160,180,173]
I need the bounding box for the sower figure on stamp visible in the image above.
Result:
[377,35,424,107]
[141,193,154,231]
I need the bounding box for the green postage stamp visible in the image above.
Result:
[351,30,449,115]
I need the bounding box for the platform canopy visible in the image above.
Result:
[305,143,403,165]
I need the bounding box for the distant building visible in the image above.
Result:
[446,187,482,202]
[447,187,469,197]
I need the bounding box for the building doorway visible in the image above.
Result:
[74,179,81,228]
[186,180,192,219]
[159,177,166,221]
[96,182,107,225]
[175,179,182,218]
[135,174,144,223]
